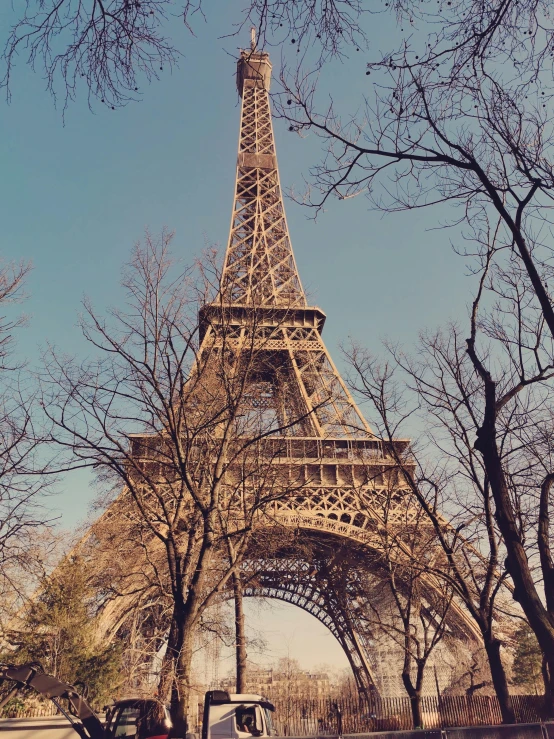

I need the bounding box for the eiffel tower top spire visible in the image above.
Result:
[218,41,307,308]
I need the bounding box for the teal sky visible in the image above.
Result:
[1,2,472,672]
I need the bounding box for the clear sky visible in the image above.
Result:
[0,2,473,674]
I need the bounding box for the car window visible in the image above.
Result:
[263,708,274,735]
[114,706,141,737]
[235,707,257,734]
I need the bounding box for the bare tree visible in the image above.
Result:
[2,0,178,110]
[345,249,554,711]
[0,260,54,634]
[2,0,365,110]
[11,0,550,113]
[40,230,317,732]
[346,341,520,719]
[354,486,455,728]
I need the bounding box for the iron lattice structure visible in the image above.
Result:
[193,46,476,696]
[85,43,480,699]
[199,48,372,440]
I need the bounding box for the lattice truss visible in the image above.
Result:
[70,47,482,701]
[200,53,374,439]
[195,51,478,696]
[238,537,474,700]
[221,77,305,307]
[199,322,373,437]
[242,552,381,698]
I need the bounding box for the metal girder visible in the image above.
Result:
[201,48,375,439]
[72,44,482,700]
[241,554,380,699]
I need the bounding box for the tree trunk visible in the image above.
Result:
[409,692,422,730]
[171,629,195,738]
[233,571,247,693]
[164,518,216,735]
[484,636,515,723]
[467,366,554,712]
[158,612,180,703]
[542,655,550,699]
[402,671,422,728]
[156,600,195,737]
[477,432,554,700]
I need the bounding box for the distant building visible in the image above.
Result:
[220,663,332,700]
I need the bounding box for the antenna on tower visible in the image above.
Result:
[250,26,256,51]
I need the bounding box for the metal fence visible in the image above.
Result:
[283,724,554,739]
[1,692,552,735]
[269,694,552,735]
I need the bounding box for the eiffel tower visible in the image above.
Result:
[86,34,478,699]
[189,36,477,697]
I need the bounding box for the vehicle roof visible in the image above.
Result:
[112,698,164,708]
[229,694,265,702]
[227,695,275,711]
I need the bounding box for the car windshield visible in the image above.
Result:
[114,706,140,737]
